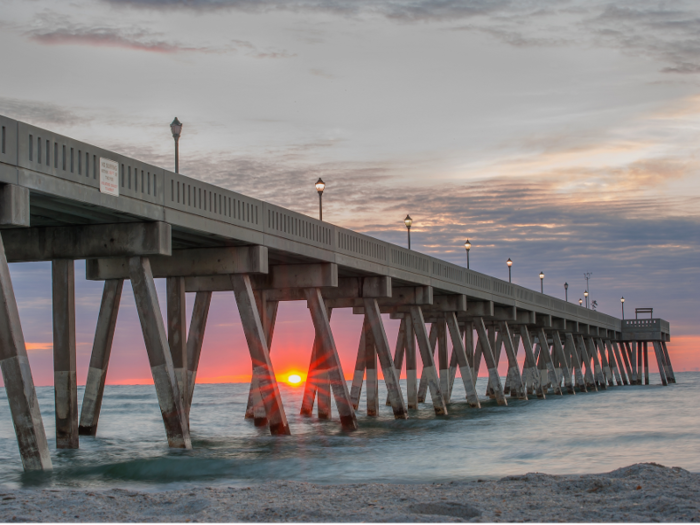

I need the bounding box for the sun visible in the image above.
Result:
[287,374,302,386]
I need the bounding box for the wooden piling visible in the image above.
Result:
[410,307,448,415]
[636,342,643,385]
[300,308,333,418]
[349,318,367,411]
[604,340,623,386]
[79,279,124,436]
[0,233,52,470]
[52,259,79,449]
[576,335,597,391]
[595,338,614,386]
[364,320,379,416]
[129,256,192,448]
[624,342,638,384]
[614,341,632,385]
[486,328,503,398]
[305,288,357,430]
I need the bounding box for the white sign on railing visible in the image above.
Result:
[99,158,119,196]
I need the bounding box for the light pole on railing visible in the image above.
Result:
[564,282,568,302]
[404,215,412,250]
[315,178,325,221]
[539,271,544,293]
[507,258,512,283]
[464,240,471,269]
[579,298,583,306]
[170,117,183,174]
[584,290,589,309]
[621,296,625,319]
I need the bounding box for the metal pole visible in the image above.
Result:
[467,251,469,270]
[319,192,322,222]
[565,288,568,302]
[508,266,511,283]
[540,279,543,294]
[407,228,411,250]
[622,302,625,319]
[174,137,179,174]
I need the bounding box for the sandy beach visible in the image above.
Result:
[0,463,696,522]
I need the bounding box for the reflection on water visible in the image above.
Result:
[0,373,698,490]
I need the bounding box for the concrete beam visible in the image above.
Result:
[5,222,171,262]
[271,263,337,289]
[493,305,516,322]
[536,314,552,328]
[0,184,30,228]
[87,245,267,280]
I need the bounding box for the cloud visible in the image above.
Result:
[24,11,294,57]
[0,96,90,127]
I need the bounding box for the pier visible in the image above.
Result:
[0,114,674,471]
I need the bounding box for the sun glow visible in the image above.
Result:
[287,374,303,386]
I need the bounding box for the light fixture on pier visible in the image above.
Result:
[507,258,513,283]
[170,117,183,174]
[584,290,589,309]
[621,296,625,319]
[579,298,583,306]
[564,282,568,302]
[464,240,471,269]
[315,178,325,221]
[539,271,544,293]
[404,215,413,250]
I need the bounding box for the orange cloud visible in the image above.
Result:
[25,342,52,352]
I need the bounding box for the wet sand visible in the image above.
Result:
[0,463,697,522]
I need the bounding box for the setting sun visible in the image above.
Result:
[287,374,302,386]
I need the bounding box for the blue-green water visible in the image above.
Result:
[1,373,698,490]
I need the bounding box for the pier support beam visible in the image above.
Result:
[445,313,480,407]
[364,298,408,419]
[644,341,650,385]
[306,288,357,430]
[624,342,638,384]
[411,307,448,415]
[586,337,607,389]
[167,277,188,418]
[537,328,562,395]
[79,279,124,436]
[652,341,668,386]
[349,318,367,411]
[129,256,192,448]
[595,338,614,386]
[576,335,597,391]
[385,317,406,406]
[520,327,543,397]
[475,318,507,405]
[232,274,291,435]
[405,314,417,409]
[565,333,586,392]
[52,259,79,449]
[417,323,438,403]
[186,291,212,411]
[246,293,279,425]
[615,341,632,385]
[552,331,574,394]
[661,342,676,383]
[0,233,52,471]
[364,316,379,416]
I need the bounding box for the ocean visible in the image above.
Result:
[1,373,698,490]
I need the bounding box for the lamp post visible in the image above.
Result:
[315,178,325,221]
[621,296,625,319]
[170,117,183,174]
[579,298,583,306]
[564,282,569,302]
[507,258,512,283]
[539,271,544,293]
[464,240,471,269]
[584,290,589,309]
[404,215,412,250]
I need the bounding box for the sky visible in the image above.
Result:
[0,0,698,389]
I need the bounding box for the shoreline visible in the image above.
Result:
[0,463,698,522]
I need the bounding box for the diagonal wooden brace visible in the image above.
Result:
[445,312,480,407]
[475,318,507,405]
[410,306,448,415]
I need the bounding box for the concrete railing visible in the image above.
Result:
[1,115,624,331]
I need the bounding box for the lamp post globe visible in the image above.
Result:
[564,282,569,302]
[579,298,583,306]
[170,117,183,174]
[539,271,544,293]
[621,296,625,319]
[404,215,412,250]
[507,258,512,282]
[315,178,325,221]
[584,290,589,309]
[464,240,471,269]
